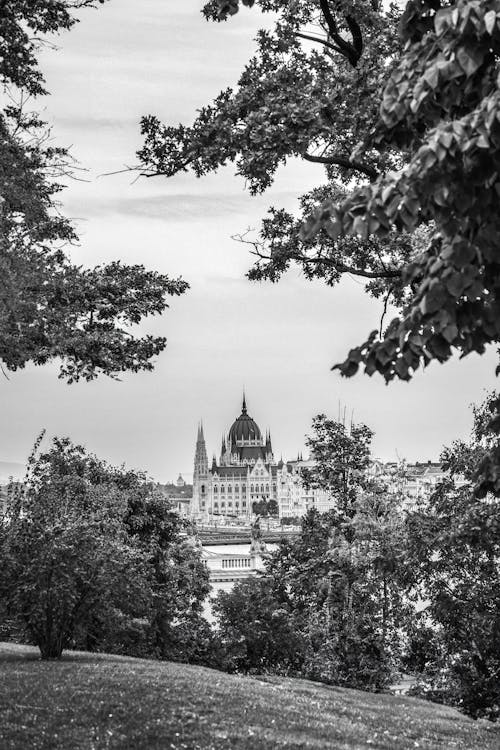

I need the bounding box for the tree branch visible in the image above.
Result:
[303,152,378,180]
[318,0,361,66]
[233,232,402,280]
[379,287,393,336]
[294,31,343,56]
[297,255,401,279]
[346,15,363,57]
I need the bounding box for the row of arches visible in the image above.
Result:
[213,500,247,509]
[212,483,276,494]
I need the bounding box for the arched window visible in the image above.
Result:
[220,485,225,493]
[261,484,265,494]
[201,484,205,494]
[235,484,239,493]
[228,484,232,494]
[266,484,269,493]
[213,485,218,493]
[250,484,254,493]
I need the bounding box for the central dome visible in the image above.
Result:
[228,397,262,445]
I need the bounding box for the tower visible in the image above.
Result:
[193,422,208,516]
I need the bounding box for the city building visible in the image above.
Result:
[191,395,334,520]
[277,458,334,518]
[369,459,461,507]
[158,480,193,517]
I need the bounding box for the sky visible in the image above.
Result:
[1,1,497,482]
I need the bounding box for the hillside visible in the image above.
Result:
[1,643,498,750]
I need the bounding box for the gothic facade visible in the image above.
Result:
[191,396,336,520]
[192,396,279,519]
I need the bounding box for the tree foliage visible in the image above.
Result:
[0,436,209,660]
[302,414,374,513]
[139,0,500,390]
[0,436,150,658]
[216,416,411,689]
[0,1,189,381]
[303,0,500,385]
[137,1,421,362]
[251,498,278,516]
[407,394,500,720]
[213,577,305,673]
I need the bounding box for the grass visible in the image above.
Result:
[1,643,499,749]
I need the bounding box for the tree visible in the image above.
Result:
[139,0,500,393]
[266,502,409,690]
[137,1,420,362]
[303,0,500,388]
[213,577,305,673]
[0,436,210,660]
[407,395,500,720]
[123,488,211,661]
[0,1,189,381]
[302,414,374,514]
[258,416,411,690]
[0,436,151,658]
[251,498,278,516]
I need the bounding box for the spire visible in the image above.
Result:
[193,420,208,477]
[242,391,247,415]
[196,420,205,443]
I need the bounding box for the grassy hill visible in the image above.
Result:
[1,643,498,750]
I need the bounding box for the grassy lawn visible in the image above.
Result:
[1,643,498,749]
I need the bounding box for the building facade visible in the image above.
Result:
[191,396,334,520]
[369,459,453,508]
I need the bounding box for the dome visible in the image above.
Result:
[228,397,262,445]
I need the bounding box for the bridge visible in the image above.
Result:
[197,525,300,546]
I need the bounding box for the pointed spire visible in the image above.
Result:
[242,391,247,415]
[194,419,208,477]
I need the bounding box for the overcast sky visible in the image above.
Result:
[1,1,497,482]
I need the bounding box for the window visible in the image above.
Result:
[242,501,247,508]
[221,501,225,508]
[220,485,225,493]
[201,484,205,494]
[228,485,232,494]
[214,485,218,493]
[235,485,239,493]
[266,484,269,493]
[250,484,254,493]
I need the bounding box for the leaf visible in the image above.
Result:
[420,283,448,315]
[484,10,497,35]
[456,47,485,78]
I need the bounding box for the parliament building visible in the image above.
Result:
[191,395,335,519]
